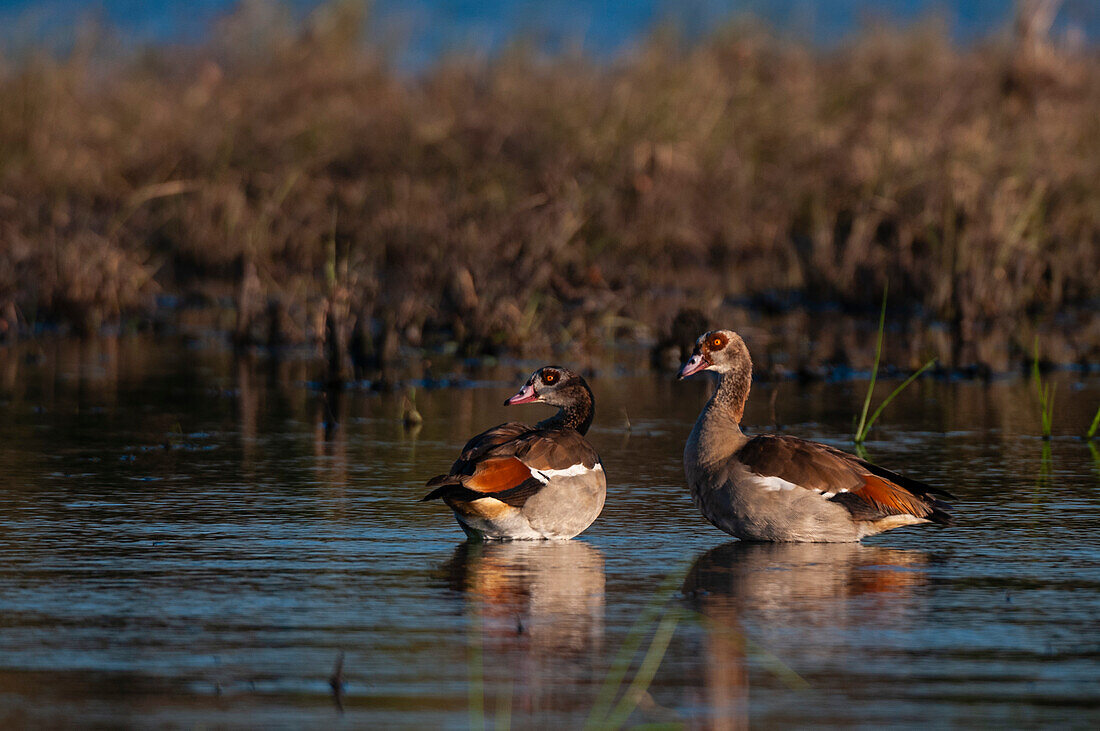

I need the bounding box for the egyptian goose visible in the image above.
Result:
[423,366,606,540]
[678,330,953,542]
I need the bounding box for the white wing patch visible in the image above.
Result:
[753,474,802,492]
[749,471,850,498]
[529,462,603,484]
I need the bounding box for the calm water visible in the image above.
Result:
[1,337,1099,727]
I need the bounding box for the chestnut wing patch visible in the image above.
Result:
[831,472,954,525]
[423,456,546,507]
[830,474,934,521]
[465,457,538,493]
[424,423,603,509]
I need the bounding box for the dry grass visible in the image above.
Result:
[1,2,1098,366]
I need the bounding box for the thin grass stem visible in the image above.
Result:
[854,284,888,444]
[601,610,681,729]
[1031,337,1055,440]
[853,284,935,446]
[1085,404,1099,440]
[585,570,684,729]
[859,358,937,441]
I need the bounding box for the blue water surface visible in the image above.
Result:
[1,337,1098,726]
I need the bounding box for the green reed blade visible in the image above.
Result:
[854,284,888,445]
[1087,405,1100,440]
[602,609,681,729]
[860,358,936,441]
[585,570,684,729]
[1031,337,1055,439]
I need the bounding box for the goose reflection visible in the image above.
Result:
[680,542,928,730]
[443,540,605,722]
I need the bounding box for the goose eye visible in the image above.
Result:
[543,372,558,384]
[711,337,723,348]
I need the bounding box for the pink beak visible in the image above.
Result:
[505,383,539,405]
[677,353,710,380]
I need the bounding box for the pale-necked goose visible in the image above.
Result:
[678,330,953,542]
[423,366,606,540]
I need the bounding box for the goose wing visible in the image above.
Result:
[423,427,601,508]
[735,435,953,525]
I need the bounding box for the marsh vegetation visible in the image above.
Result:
[0,2,1097,374]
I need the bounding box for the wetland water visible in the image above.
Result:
[1,337,1098,727]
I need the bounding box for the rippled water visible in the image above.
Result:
[1,337,1098,727]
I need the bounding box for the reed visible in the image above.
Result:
[1086,405,1100,441]
[1031,337,1056,440]
[854,286,936,446]
[1037,441,1054,490]
[586,570,683,729]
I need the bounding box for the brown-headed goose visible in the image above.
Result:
[678,330,953,542]
[423,366,606,540]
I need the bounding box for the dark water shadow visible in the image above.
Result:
[440,541,605,725]
[679,541,929,729]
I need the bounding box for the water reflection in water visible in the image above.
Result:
[681,543,927,729]
[0,337,1098,727]
[442,542,605,726]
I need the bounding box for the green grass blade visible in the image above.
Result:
[860,358,936,441]
[585,571,683,729]
[602,610,681,729]
[1043,382,1055,438]
[855,283,889,444]
[1038,441,1053,488]
[1031,337,1055,439]
[585,610,658,726]
[1087,405,1100,440]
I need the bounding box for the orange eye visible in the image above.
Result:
[544,372,557,384]
[711,338,722,348]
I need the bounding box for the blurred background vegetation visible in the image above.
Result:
[0,0,1097,374]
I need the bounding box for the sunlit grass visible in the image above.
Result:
[599,609,682,728]
[1086,404,1099,441]
[854,285,936,447]
[1031,337,1056,440]
[1037,441,1054,491]
[586,571,684,729]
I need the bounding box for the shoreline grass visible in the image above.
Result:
[1,2,1099,367]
